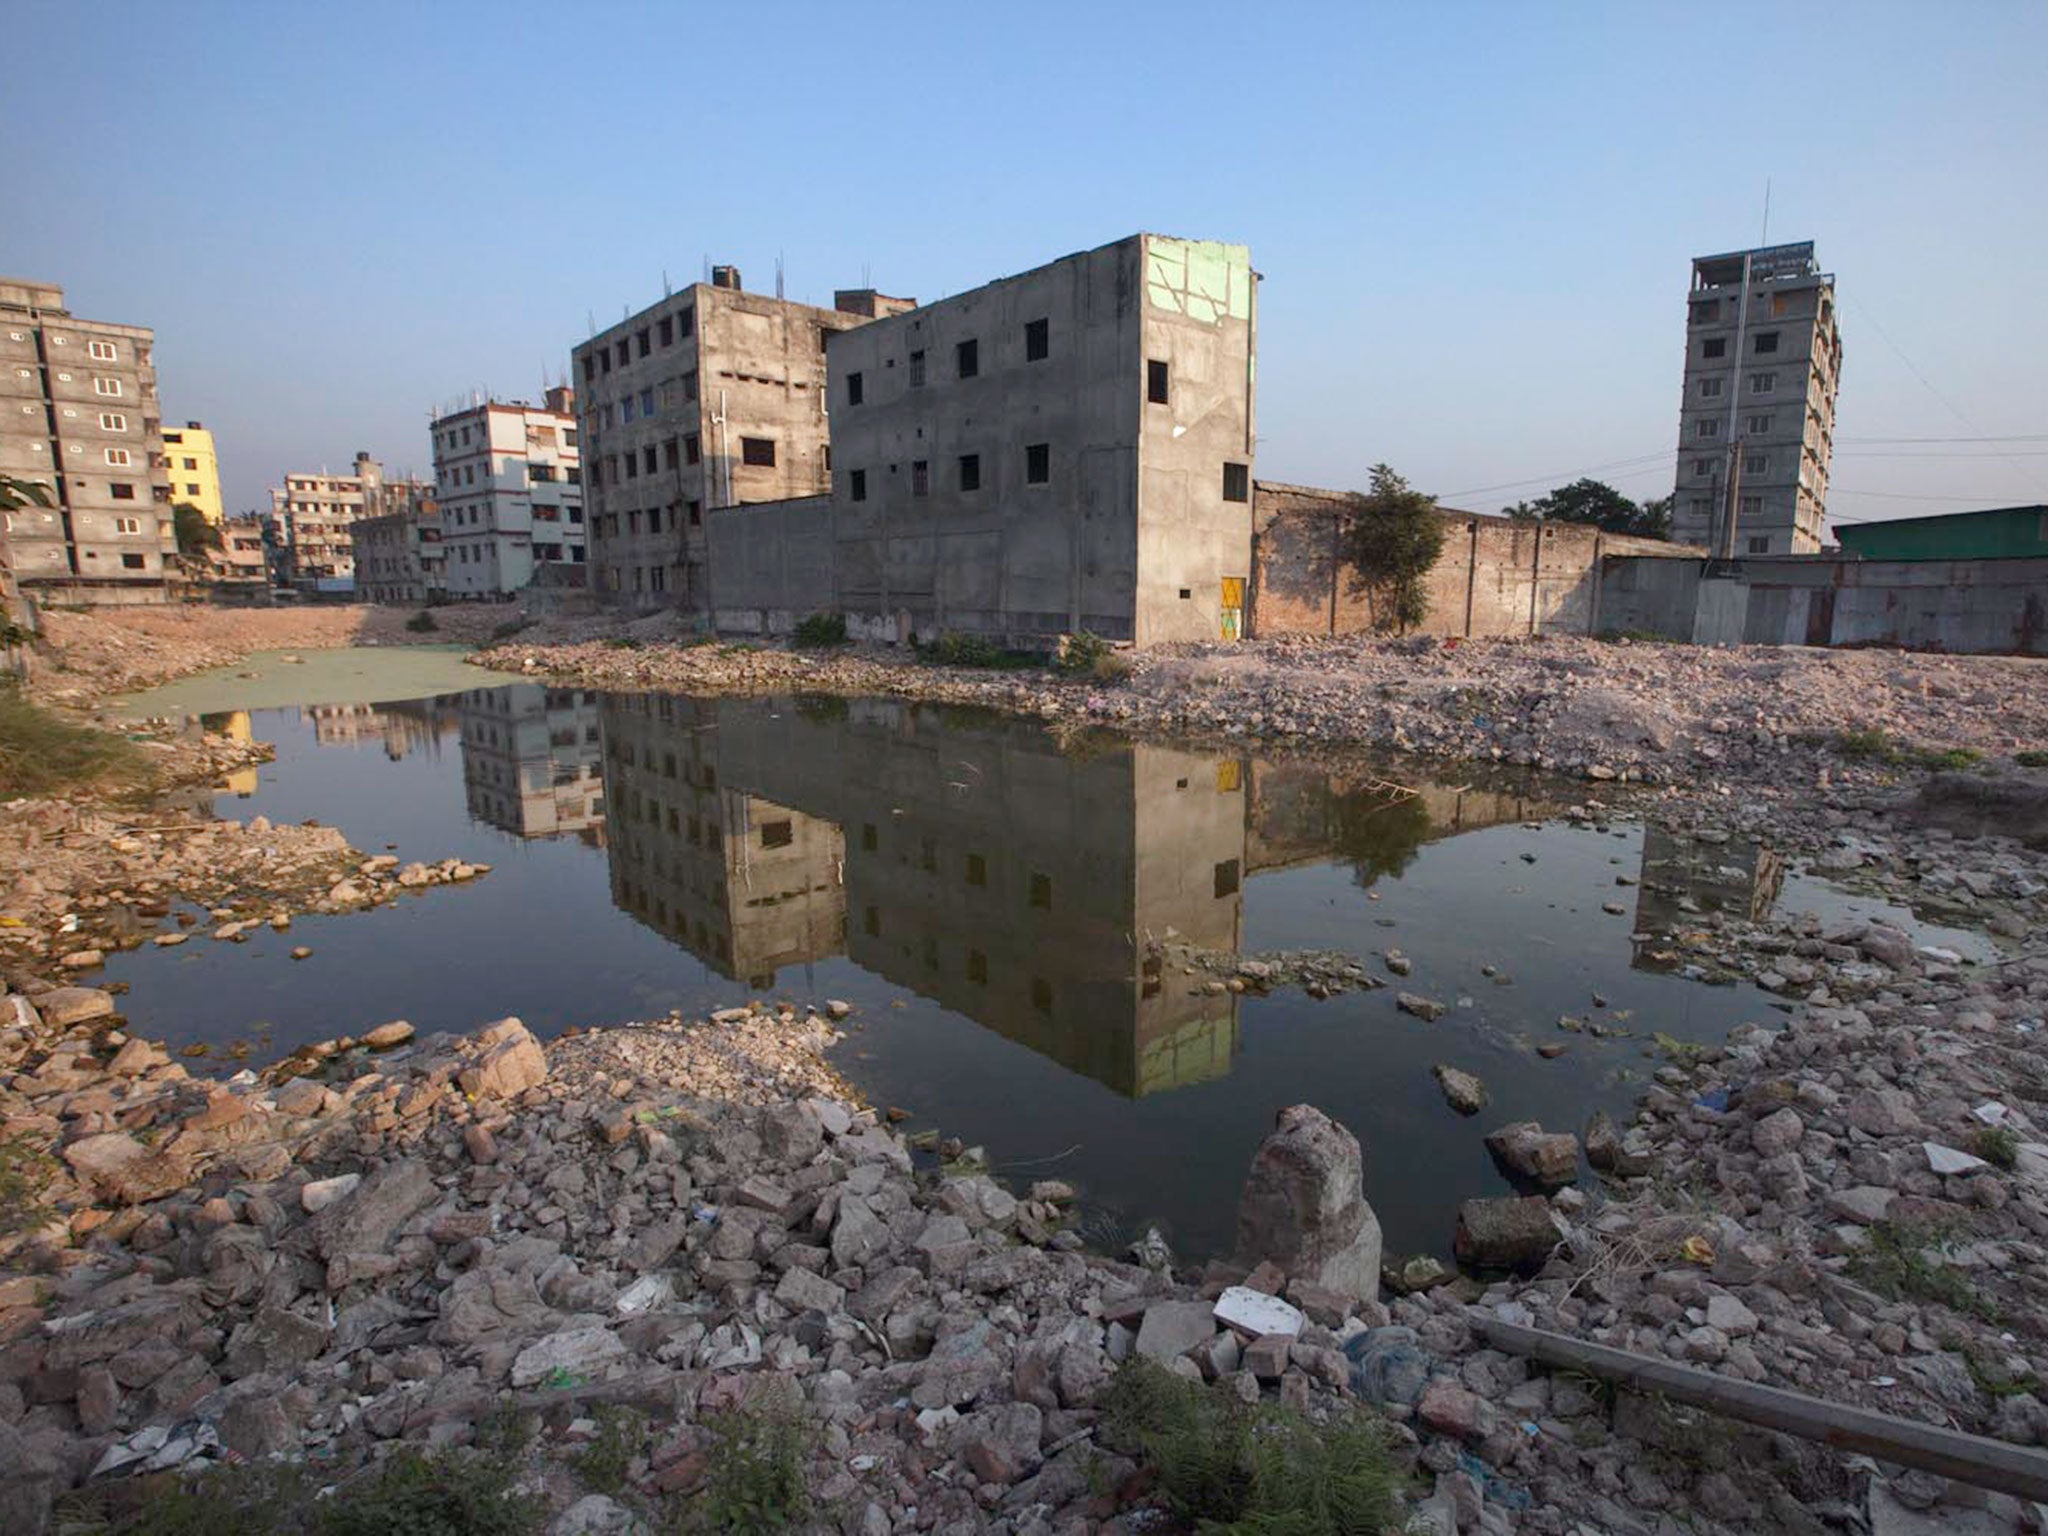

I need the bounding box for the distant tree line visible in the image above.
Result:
[1503,479,1672,540]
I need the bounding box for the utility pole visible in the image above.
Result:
[1719,249,1755,564]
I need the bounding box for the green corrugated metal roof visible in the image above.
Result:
[1835,505,2048,562]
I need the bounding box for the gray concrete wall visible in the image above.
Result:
[705,494,835,636]
[1601,553,2048,655]
[1134,237,1257,645]
[824,237,1147,644]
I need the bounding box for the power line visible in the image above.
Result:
[1440,449,1675,501]
[1827,486,2015,503]
[1837,433,2048,445]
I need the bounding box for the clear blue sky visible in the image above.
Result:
[6,0,2044,528]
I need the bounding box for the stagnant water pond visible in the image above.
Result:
[108,659,1859,1264]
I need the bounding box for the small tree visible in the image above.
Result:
[173,502,222,556]
[1343,464,1446,633]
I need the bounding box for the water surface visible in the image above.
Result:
[105,659,1820,1261]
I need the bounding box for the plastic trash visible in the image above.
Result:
[1343,1326,1433,1407]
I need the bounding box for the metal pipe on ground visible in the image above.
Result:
[1472,1315,2048,1504]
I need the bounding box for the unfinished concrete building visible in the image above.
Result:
[713,234,1258,647]
[432,388,583,598]
[572,268,878,612]
[458,684,606,840]
[0,278,174,593]
[1671,242,1842,555]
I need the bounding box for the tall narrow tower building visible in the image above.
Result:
[1671,242,1842,555]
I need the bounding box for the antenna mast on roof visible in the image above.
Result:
[663,268,671,298]
[776,254,785,300]
[1761,178,1772,246]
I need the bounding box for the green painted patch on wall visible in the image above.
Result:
[1145,237,1252,324]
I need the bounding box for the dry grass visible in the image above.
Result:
[0,684,151,799]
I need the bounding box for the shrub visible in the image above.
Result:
[2016,749,2048,768]
[0,684,151,799]
[55,1448,543,1536]
[792,612,848,647]
[1835,728,1898,761]
[915,632,1026,669]
[0,1133,57,1237]
[683,1405,815,1534]
[1097,1358,1403,1534]
[1851,1221,2001,1321]
[1342,463,1448,634]
[405,610,439,633]
[603,636,644,651]
[1054,630,1112,675]
[1973,1126,2020,1170]
[573,1405,647,1495]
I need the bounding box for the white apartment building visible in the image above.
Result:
[432,387,583,598]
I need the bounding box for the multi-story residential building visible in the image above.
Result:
[716,233,1259,647]
[160,420,223,524]
[204,513,269,587]
[571,267,880,612]
[1671,242,1842,556]
[267,452,430,589]
[0,278,174,591]
[431,388,582,598]
[457,684,606,839]
[351,498,443,605]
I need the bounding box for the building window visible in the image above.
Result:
[760,819,793,849]
[741,437,775,467]
[1747,413,1772,434]
[181,456,197,470]
[1690,299,1720,324]
[640,387,654,417]
[1696,418,1719,439]
[1747,536,1770,554]
[685,435,701,464]
[1024,318,1049,361]
[88,339,117,361]
[1750,373,1776,394]
[1689,496,1711,519]
[956,338,979,379]
[636,328,651,358]
[664,439,679,470]
[1213,858,1241,898]
[1025,443,1049,484]
[121,553,145,569]
[965,852,987,887]
[1744,453,1768,475]
[104,447,132,466]
[99,412,126,431]
[911,460,929,496]
[93,377,122,397]
[658,316,674,347]
[966,949,988,984]
[688,500,701,525]
[682,371,698,401]
[1701,338,1726,359]
[1222,462,1250,502]
[846,370,864,406]
[649,564,666,593]
[115,516,141,533]
[110,483,136,500]
[1147,360,1170,404]
[1753,332,1780,354]
[1741,495,1763,517]
[678,304,695,336]
[615,341,630,368]
[1693,459,1714,478]
[849,469,867,502]
[909,350,926,388]
[1698,378,1723,399]
[958,453,980,492]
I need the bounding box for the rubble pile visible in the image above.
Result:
[0,802,487,973]
[477,629,2048,791]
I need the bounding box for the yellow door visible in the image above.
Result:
[1220,577,1245,640]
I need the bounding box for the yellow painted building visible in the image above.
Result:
[160,419,224,524]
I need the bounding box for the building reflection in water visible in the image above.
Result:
[591,693,1550,1100]
[1630,825,1785,971]
[456,685,608,843]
